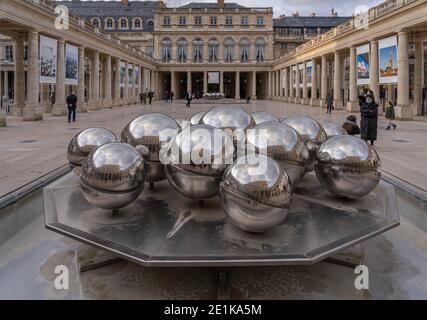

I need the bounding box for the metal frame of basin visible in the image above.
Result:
[44,171,399,267]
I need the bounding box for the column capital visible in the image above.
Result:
[398,30,408,36]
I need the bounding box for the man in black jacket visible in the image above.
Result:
[66,92,78,123]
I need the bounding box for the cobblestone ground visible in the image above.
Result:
[1,99,426,196]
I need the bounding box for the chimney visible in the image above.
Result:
[218,0,225,8]
[121,0,129,6]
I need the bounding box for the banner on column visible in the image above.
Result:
[135,68,139,88]
[292,66,297,88]
[65,43,78,85]
[208,72,219,84]
[356,44,370,85]
[39,35,57,84]
[379,36,398,84]
[120,62,125,87]
[298,64,304,88]
[306,61,313,87]
[128,65,134,85]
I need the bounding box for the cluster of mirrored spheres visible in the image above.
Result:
[67,106,381,233]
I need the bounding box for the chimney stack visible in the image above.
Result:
[218,0,225,8]
[121,0,129,6]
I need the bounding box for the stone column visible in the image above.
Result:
[132,63,137,104]
[267,71,272,99]
[271,72,276,98]
[77,47,87,112]
[396,31,412,120]
[369,40,380,103]
[40,85,50,113]
[310,59,318,106]
[23,30,42,121]
[295,65,301,103]
[113,58,121,107]
[154,71,159,99]
[413,40,423,116]
[52,39,66,116]
[252,71,257,100]
[203,71,208,94]
[220,71,224,94]
[302,61,308,104]
[187,71,192,92]
[283,68,288,99]
[235,71,240,99]
[89,50,100,110]
[289,67,294,101]
[2,71,8,99]
[319,54,328,108]
[333,51,343,110]
[11,38,25,116]
[103,55,112,108]
[278,70,282,99]
[123,61,129,104]
[347,47,358,112]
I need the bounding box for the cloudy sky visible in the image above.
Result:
[166,0,385,16]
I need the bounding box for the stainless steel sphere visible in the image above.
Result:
[121,113,180,182]
[67,128,117,167]
[200,106,255,132]
[165,124,234,199]
[251,112,279,126]
[281,116,327,170]
[220,155,292,233]
[175,118,190,129]
[315,135,381,198]
[247,121,310,186]
[80,142,146,210]
[189,111,205,125]
[321,121,348,139]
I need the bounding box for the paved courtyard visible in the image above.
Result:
[1,99,427,196]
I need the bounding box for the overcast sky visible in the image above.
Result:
[166,0,385,16]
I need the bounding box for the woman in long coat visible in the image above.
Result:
[359,90,379,146]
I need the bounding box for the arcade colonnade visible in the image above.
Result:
[10,32,156,121]
[270,31,419,120]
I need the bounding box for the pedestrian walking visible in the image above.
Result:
[326,92,333,114]
[139,92,144,104]
[164,90,169,102]
[170,91,174,103]
[359,90,379,146]
[385,101,397,130]
[148,90,154,104]
[342,115,361,136]
[66,92,78,123]
[185,90,192,108]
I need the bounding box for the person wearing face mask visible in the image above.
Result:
[359,90,379,146]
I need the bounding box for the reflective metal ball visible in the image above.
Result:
[200,106,255,132]
[220,155,292,233]
[189,111,205,125]
[247,121,310,186]
[121,113,180,182]
[315,135,381,198]
[281,116,327,170]
[67,128,117,167]
[80,142,146,210]
[165,124,234,199]
[251,112,279,126]
[321,121,348,139]
[175,118,190,129]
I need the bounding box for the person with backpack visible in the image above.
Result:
[385,101,397,130]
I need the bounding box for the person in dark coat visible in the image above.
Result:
[326,92,333,114]
[359,90,378,145]
[66,92,78,123]
[385,101,396,130]
[148,90,154,104]
[342,115,361,136]
[170,91,174,103]
[185,90,192,108]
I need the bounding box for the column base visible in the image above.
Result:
[40,101,51,114]
[87,100,101,111]
[77,102,87,113]
[319,99,326,108]
[234,96,240,100]
[333,100,344,110]
[346,101,359,112]
[310,99,319,107]
[52,103,67,116]
[0,109,6,127]
[301,98,310,105]
[288,97,293,103]
[102,99,113,109]
[395,105,413,120]
[10,103,24,117]
[113,99,122,107]
[294,97,301,104]
[22,105,43,121]
[251,95,257,101]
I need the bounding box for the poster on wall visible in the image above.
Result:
[120,62,125,87]
[356,44,370,85]
[379,36,398,84]
[306,61,313,86]
[40,35,57,84]
[208,72,219,84]
[298,64,304,88]
[135,68,139,88]
[292,66,297,88]
[65,44,78,85]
